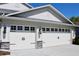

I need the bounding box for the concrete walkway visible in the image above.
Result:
[11,44,79,56]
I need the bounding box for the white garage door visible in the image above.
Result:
[41,27,71,47]
[41,33,71,47]
[9,26,35,50]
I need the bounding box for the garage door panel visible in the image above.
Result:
[41,33,71,47]
[9,32,35,50]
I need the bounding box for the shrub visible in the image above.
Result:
[72,36,79,45]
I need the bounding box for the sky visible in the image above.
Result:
[30,3,79,18]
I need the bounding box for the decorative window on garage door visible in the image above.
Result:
[51,28,54,32]
[10,25,36,32]
[10,26,16,32]
[30,27,35,32]
[55,28,58,32]
[46,28,50,32]
[17,26,23,30]
[42,28,45,32]
[24,26,29,31]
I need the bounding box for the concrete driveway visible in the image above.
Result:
[10,44,79,56]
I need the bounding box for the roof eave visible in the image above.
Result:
[0,16,78,27]
[22,3,33,8]
[5,4,74,25]
[48,5,74,25]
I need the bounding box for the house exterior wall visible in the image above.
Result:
[0,19,75,50]
[0,4,76,50]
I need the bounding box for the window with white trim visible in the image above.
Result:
[51,28,54,32]
[30,27,35,32]
[10,26,16,31]
[42,28,45,32]
[55,28,58,32]
[46,28,50,31]
[62,29,64,32]
[24,26,29,31]
[59,28,62,32]
[17,26,23,30]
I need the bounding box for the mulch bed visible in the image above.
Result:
[0,51,10,56]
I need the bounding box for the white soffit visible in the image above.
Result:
[0,3,32,11]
